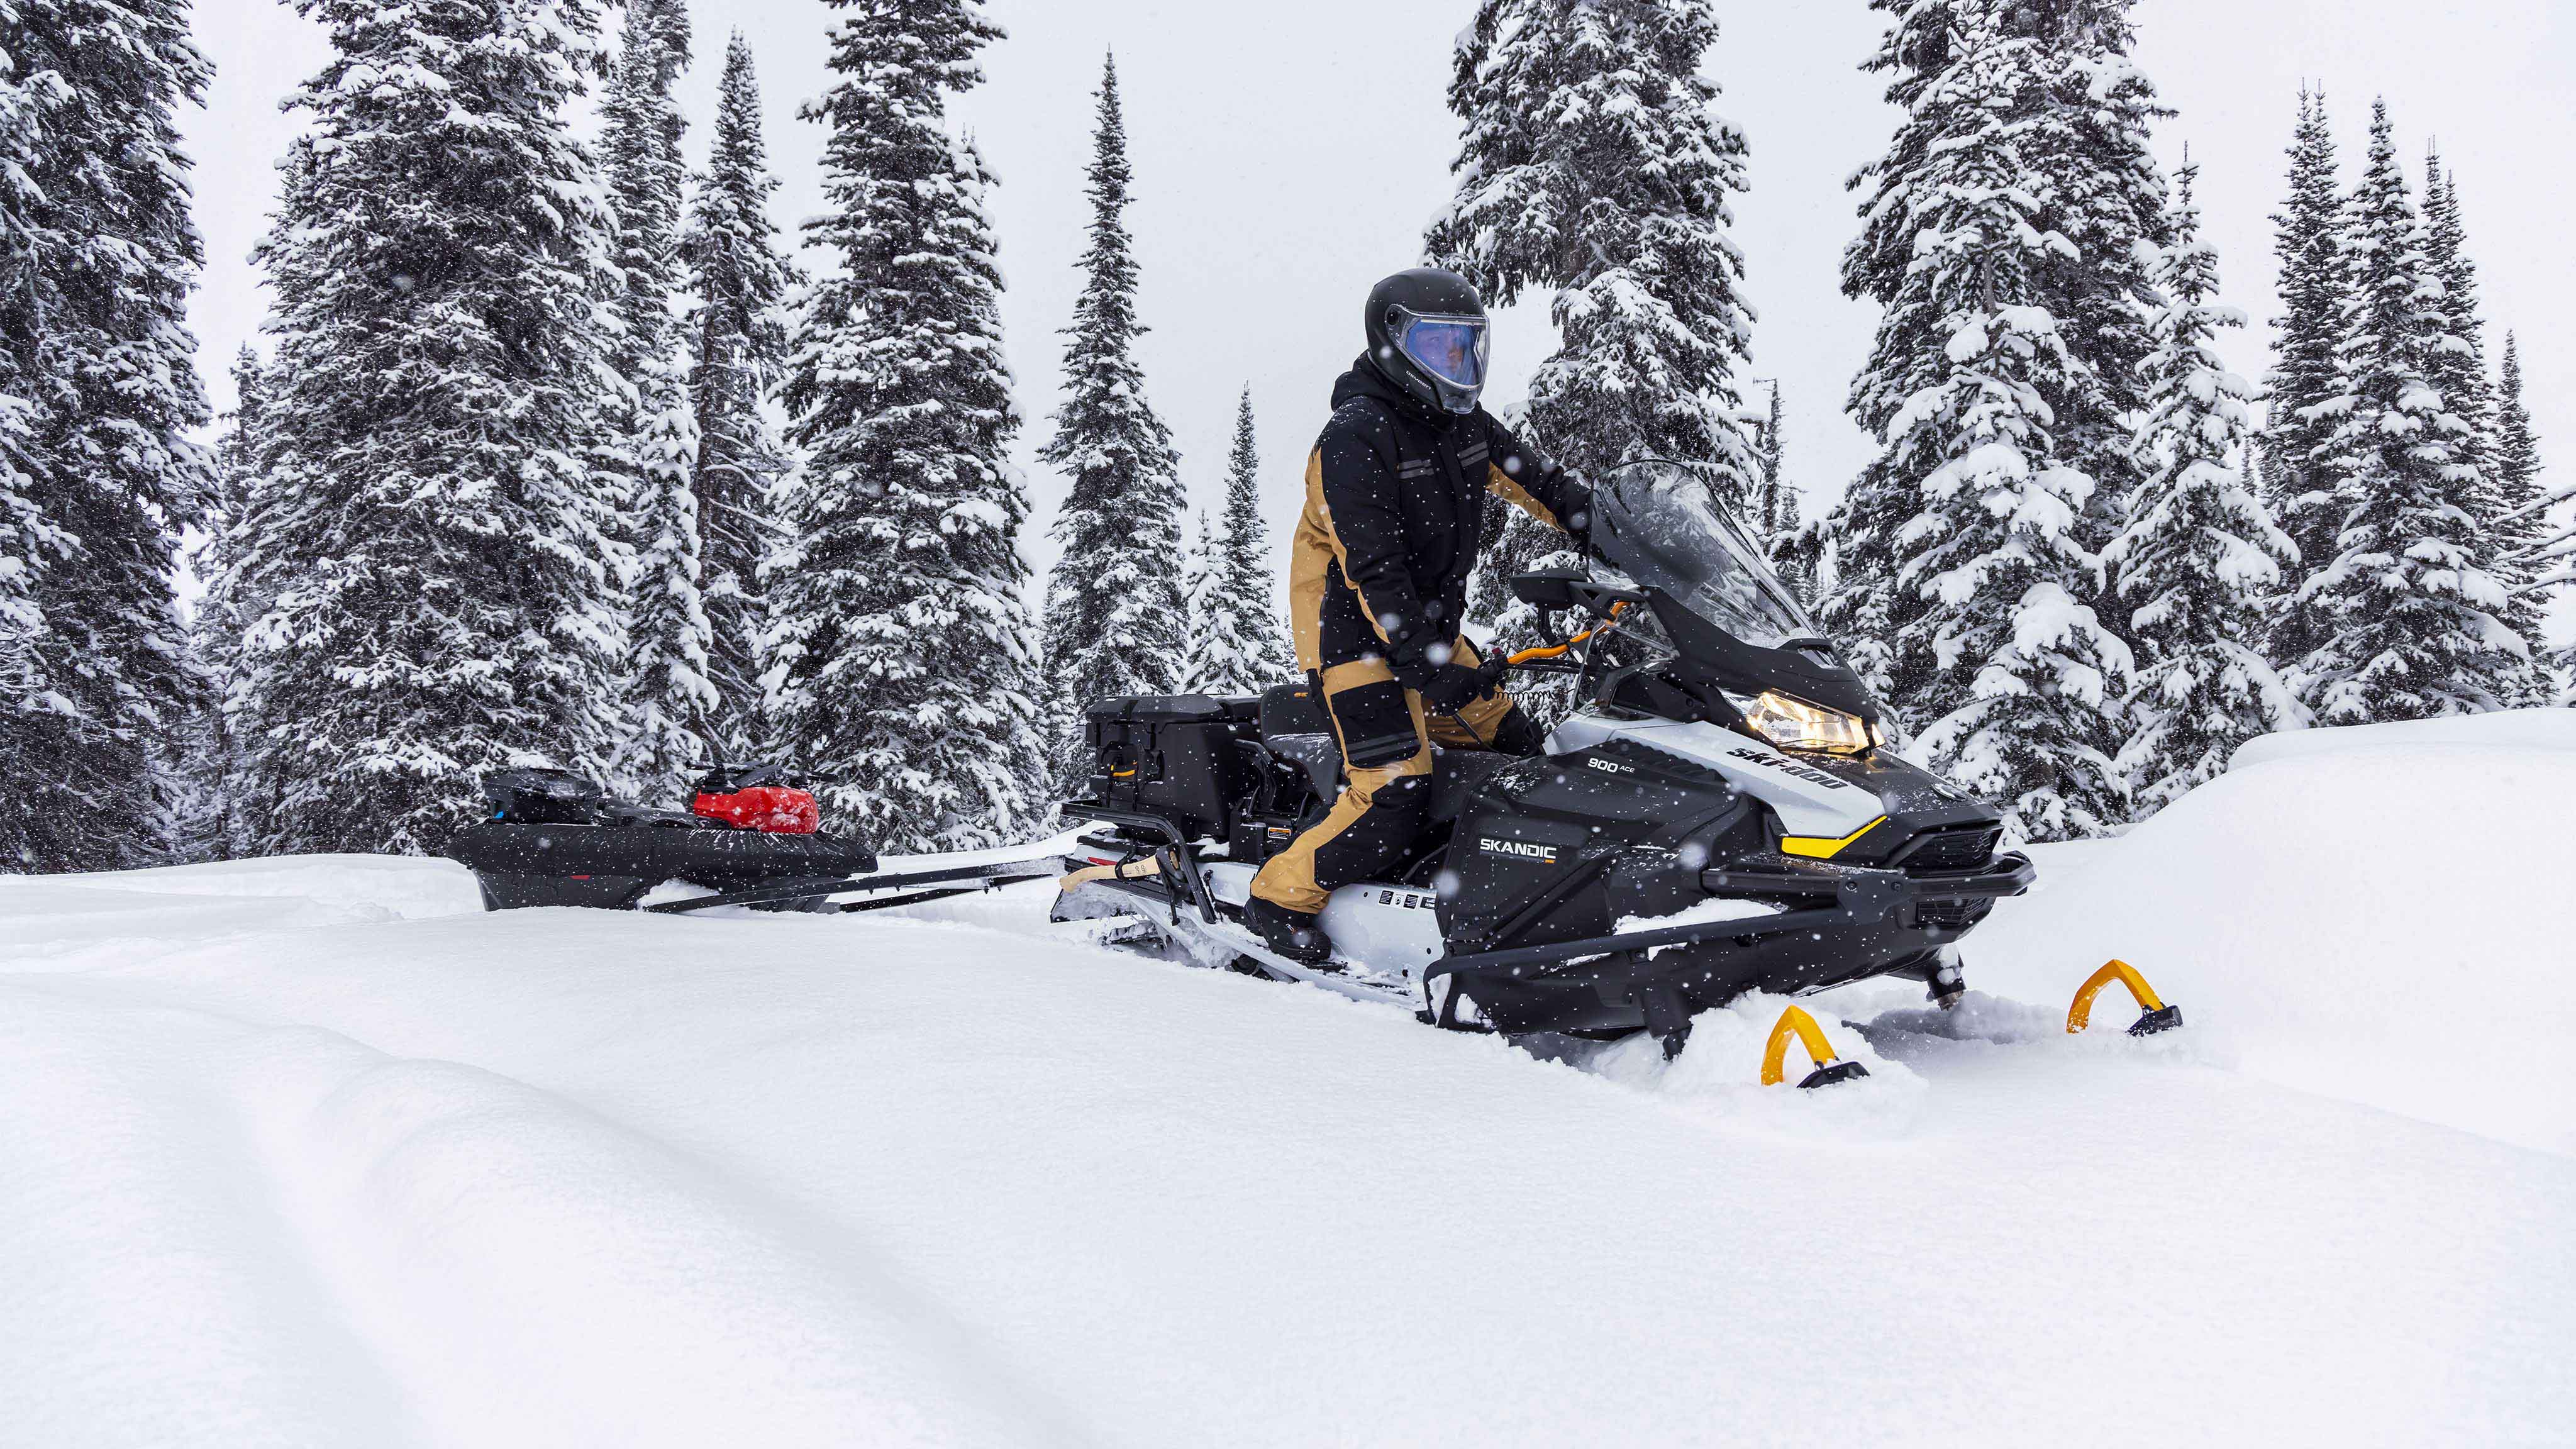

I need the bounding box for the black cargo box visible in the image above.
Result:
[1081,695,1260,842]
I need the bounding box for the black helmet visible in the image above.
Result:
[1365,267,1490,416]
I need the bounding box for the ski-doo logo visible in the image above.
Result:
[1585,757,1635,776]
[1479,837,1560,865]
[1727,747,1850,791]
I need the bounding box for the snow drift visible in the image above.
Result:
[1968,708,2576,1155]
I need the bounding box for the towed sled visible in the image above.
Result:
[445,764,1062,915]
[1050,459,2036,1059]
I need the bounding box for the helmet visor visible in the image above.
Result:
[1396,312,1489,392]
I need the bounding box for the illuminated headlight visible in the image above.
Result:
[1728,690,1874,755]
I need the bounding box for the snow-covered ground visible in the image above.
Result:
[5,717,2572,1446]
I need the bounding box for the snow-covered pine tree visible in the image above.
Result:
[0,0,213,871]
[176,348,271,862]
[601,0,718,796]
[1036,53,1189,792]
[772,0,1048,851]
[1183,387,1294,697]
[1843,11,2135,840]
[236,0,628,855]
[1751,383,1810,602]
[1824,0,1976,699]
[684,32,798,753]
[2293,101,2523,724]
[2423,160,2551,704]
[2105,162,2302,816]
[2263,87,2347,676]
[1431,0,1759,657]
[2024,0,2170,569]
[1180,509,1219,688]
[2419,157,2493,462]
[1831,0,2170,722]
[2491,336,2570,700]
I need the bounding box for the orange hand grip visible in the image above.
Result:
[1506,601,1631,668]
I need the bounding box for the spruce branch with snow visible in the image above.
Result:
[2106,164,2303,817]
[233,0,629,855]
[2292,101,2524,724]
[772,0,1048,852]
[1036,53,1190,794]
[685,33,800,755]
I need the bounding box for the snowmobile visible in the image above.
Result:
[1050,458,2036,1058]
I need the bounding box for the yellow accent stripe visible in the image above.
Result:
[1777,816,1887,860]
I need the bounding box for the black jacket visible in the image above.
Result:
[1288,357,1584,684]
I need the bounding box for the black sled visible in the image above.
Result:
[445,767,1058,915]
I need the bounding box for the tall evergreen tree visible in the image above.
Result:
[235,0,627,855]
[773,0,1047,851]
[2028,0,2170,567]
[1180,508,1218,684]
[1835,1,2168,629]
[2494,334,2551,569]
[0,0,213,870]
[1751,383,1809,601]
[1821,0,1961,697]
[1184,387,1293,696]
[177,348,270,861]
[2419,157,2492,461]
[684,32,798,753]
[2106,164,2301,815]
[1430,0,1758,668]
[2263,87,2347,675]
[2424,161,2550,704]
[1836,8,2134,839]
[601,0,717,795]
[1037,54,1187,791]
[2492,336,2569,700]
[2294,102,2522,723]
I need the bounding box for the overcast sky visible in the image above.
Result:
[179,0,2571,630]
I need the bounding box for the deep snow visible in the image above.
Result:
[4,716,2572,1446]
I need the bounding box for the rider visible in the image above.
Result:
[1246,267,1590,965]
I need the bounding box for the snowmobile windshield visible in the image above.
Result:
[1394,311,1488,391]
[1590,460,1822,652]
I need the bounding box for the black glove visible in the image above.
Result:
[1559,474,1596,545]
[1419,664,1489,714]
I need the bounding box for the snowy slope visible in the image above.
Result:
[4,721,2573,1447]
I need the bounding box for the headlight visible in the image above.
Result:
[1728,690,1873,755]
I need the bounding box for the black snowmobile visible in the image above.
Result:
[1052,458,2036,1058]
